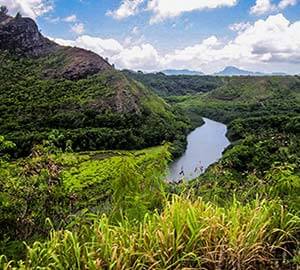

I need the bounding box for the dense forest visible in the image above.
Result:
[123,70,223,96]
[0,9,299,270]
[0,52,191,158]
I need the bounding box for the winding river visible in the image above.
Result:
[169,118,230,182]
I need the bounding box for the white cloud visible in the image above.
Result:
[63,14,77,22]
[229,22,251,33]
[71,23,85,34]
[250,0,276,15]
[250,0,298,15]
[107,0,144,20]
[236,14,300,63]
[163,14,300,73]
[54,35,159,70]
[147,0,238,23]
[0,0,53,19]
[278,0,298,9]
[107,0,238,23]
[113,44,161,70]
[53,14,300,74]
[53,35,124,58]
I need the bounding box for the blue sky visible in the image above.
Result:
[2,0,300,73]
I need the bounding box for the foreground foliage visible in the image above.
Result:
[1,197,299,270]
[0,144,170,259]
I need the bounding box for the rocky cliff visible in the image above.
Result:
[0,13,112,79]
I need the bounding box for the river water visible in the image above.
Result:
[169,118,230,182]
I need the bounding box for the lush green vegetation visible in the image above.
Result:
[169,76,300,125]
[0,139,299,269]
[166,77,300,208]
[1,197,298,269]
[123,70,223,96]
[0,142,170,259]
[1,57,299,268]
[0,52,190,157]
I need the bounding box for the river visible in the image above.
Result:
[169,118,230,182]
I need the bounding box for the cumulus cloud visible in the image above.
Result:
[54,35,159,70]
[53,14,300,73]
[107,0,144,20]
[147,0,238,23]
[250,0,276,15]
[53,35,124,58]
[250,0,298,15]
[236,14,300,63]
[107,0,238,23]
[71,23,85,34]
[163,14,300,72]
[113,43,161,70]
[0,0,53,19]
[278,0,298,9]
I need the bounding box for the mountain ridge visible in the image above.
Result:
[161,69,204,76]
[0,12,112,80]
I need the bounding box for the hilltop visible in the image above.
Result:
[0,12,112,80]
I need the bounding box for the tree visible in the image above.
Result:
[0,5,8,15]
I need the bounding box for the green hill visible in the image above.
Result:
[169,75,300,124]
[123,70,222,96]
[0,14,190,157]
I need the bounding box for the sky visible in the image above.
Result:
[1,0,300,74]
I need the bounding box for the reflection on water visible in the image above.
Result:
[169,118,230,182]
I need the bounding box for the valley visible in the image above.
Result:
[0,8,299,270]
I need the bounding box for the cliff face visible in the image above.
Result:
[0,13,58,57]
[0,13,112,79]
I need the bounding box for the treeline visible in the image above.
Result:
[123,70,223,96]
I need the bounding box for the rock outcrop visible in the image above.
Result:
[0,13,112,79]
[0,13,58,57]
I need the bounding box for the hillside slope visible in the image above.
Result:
[0,14,190,156]
[170,75,300,123]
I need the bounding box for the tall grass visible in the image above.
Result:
[6,196,299,270]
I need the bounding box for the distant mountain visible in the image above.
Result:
[214,66,288,76]
[215,66,263,76]
[271,72,287,76]
[161,69,204,76]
